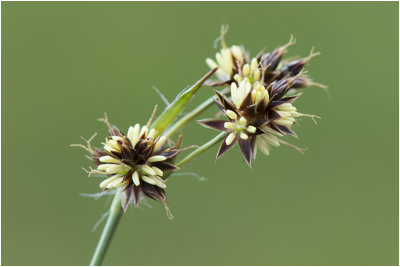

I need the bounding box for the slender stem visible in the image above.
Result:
[90,191,123,266]
[163,88,230,139]
[176,132,226,167]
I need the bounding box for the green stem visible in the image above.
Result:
[89,191,123,266]
[176,132,226,167]
[163,88,230,139]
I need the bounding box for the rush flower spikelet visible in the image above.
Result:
[200,27,324,166]
[75,113,182,218]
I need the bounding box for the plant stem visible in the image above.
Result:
[176,132,226,167]
[89,190,123,266]
[163,88,230,139]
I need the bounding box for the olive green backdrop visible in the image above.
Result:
[2,1,398,266]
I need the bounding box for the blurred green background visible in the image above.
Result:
[2,2,398,266]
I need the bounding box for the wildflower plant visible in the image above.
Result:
[73,26,325,265]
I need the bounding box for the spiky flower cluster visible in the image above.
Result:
[74,28,324,220]
[200,31,322,166]
[76,114,181,217]
[97,125,169,190]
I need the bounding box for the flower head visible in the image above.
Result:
[76,114,182,218]
[200,33,322,166]
[198,87,263,167]
[206,33,323,90]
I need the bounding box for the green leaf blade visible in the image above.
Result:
[150,67,218,134]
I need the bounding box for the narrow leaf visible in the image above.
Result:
[151,67,218,134]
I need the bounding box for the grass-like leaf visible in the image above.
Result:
[150,67,217,134]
